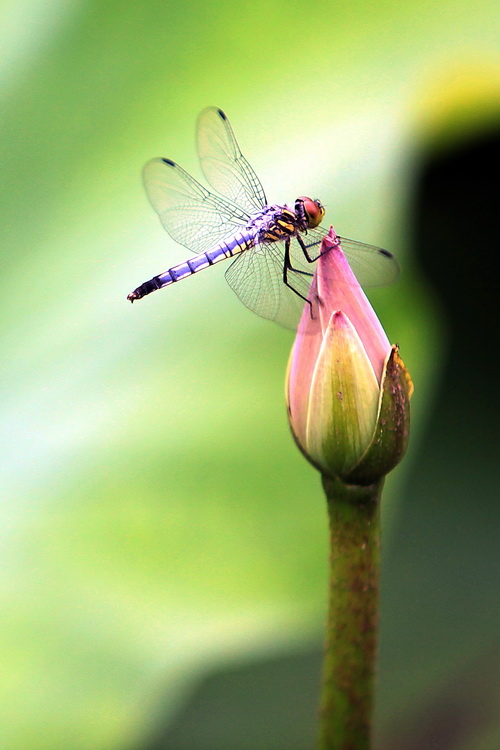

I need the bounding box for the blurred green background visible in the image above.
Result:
[1,0,500,748]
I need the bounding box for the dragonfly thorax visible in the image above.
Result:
[247,202,317,245]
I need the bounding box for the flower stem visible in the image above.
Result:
[318,476,383,750]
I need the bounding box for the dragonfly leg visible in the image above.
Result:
[288,237,328,321]
[284,236,314,278]
[296,233,327,263]
[283,239,314,316]
[296,234,318,263]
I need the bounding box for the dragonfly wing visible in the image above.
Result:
[337,236,400,286]
[143,157,250,255]
[225,227,400,329]
[197,107,267,214]
[225,240,315,330]
[304,228,400,287]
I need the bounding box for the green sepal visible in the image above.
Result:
[342,346,413,486]
[306,311,380,479]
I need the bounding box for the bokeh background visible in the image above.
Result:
[1,1,500,748]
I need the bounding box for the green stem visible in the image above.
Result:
[318,476,383,750]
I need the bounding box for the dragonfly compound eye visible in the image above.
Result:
[298,197,325,229]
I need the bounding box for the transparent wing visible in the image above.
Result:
[143,157,251,255]
[197,107,267,214]
[225,239,316,330]
[224,229,400,330]
[304,227,400,286]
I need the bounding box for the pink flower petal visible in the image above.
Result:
[316,228,391,383]
[286,274,322,442]
[286,227,393,470]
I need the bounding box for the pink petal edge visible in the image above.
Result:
[317,227,391,383]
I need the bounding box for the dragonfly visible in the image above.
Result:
[127,107,399,329]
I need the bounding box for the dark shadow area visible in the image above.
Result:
[133,647,322,750]
[382,647,500,750]
[378,126,500,748]
[416,126,500,409]
[130,127,500,750]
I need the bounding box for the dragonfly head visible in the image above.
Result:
[295,196,325,229]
